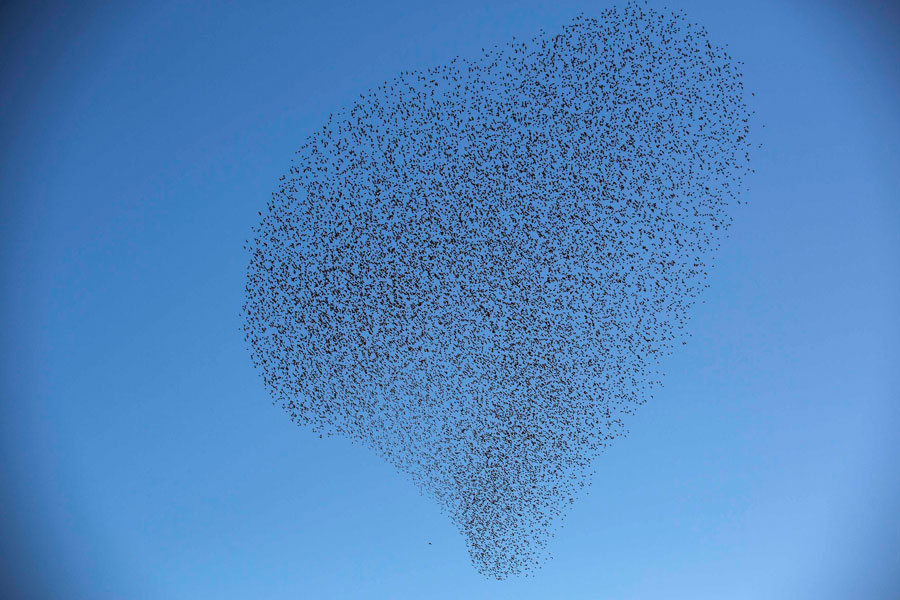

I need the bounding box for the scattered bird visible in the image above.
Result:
[243,1,755,580]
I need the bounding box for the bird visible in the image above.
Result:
[242,0,755,580]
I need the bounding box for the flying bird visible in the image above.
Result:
[243,1,755,579]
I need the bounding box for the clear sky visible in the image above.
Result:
[1,1,898,598]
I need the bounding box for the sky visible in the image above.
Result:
[1,0,898,598]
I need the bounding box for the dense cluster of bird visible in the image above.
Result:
[244,2,754,579]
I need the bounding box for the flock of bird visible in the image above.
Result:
[243,2,754,579]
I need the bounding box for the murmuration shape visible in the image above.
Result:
[243,1,754,579]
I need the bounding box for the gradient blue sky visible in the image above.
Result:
[2,1,898,598]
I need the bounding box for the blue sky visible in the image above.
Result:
[1,1,898,598]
